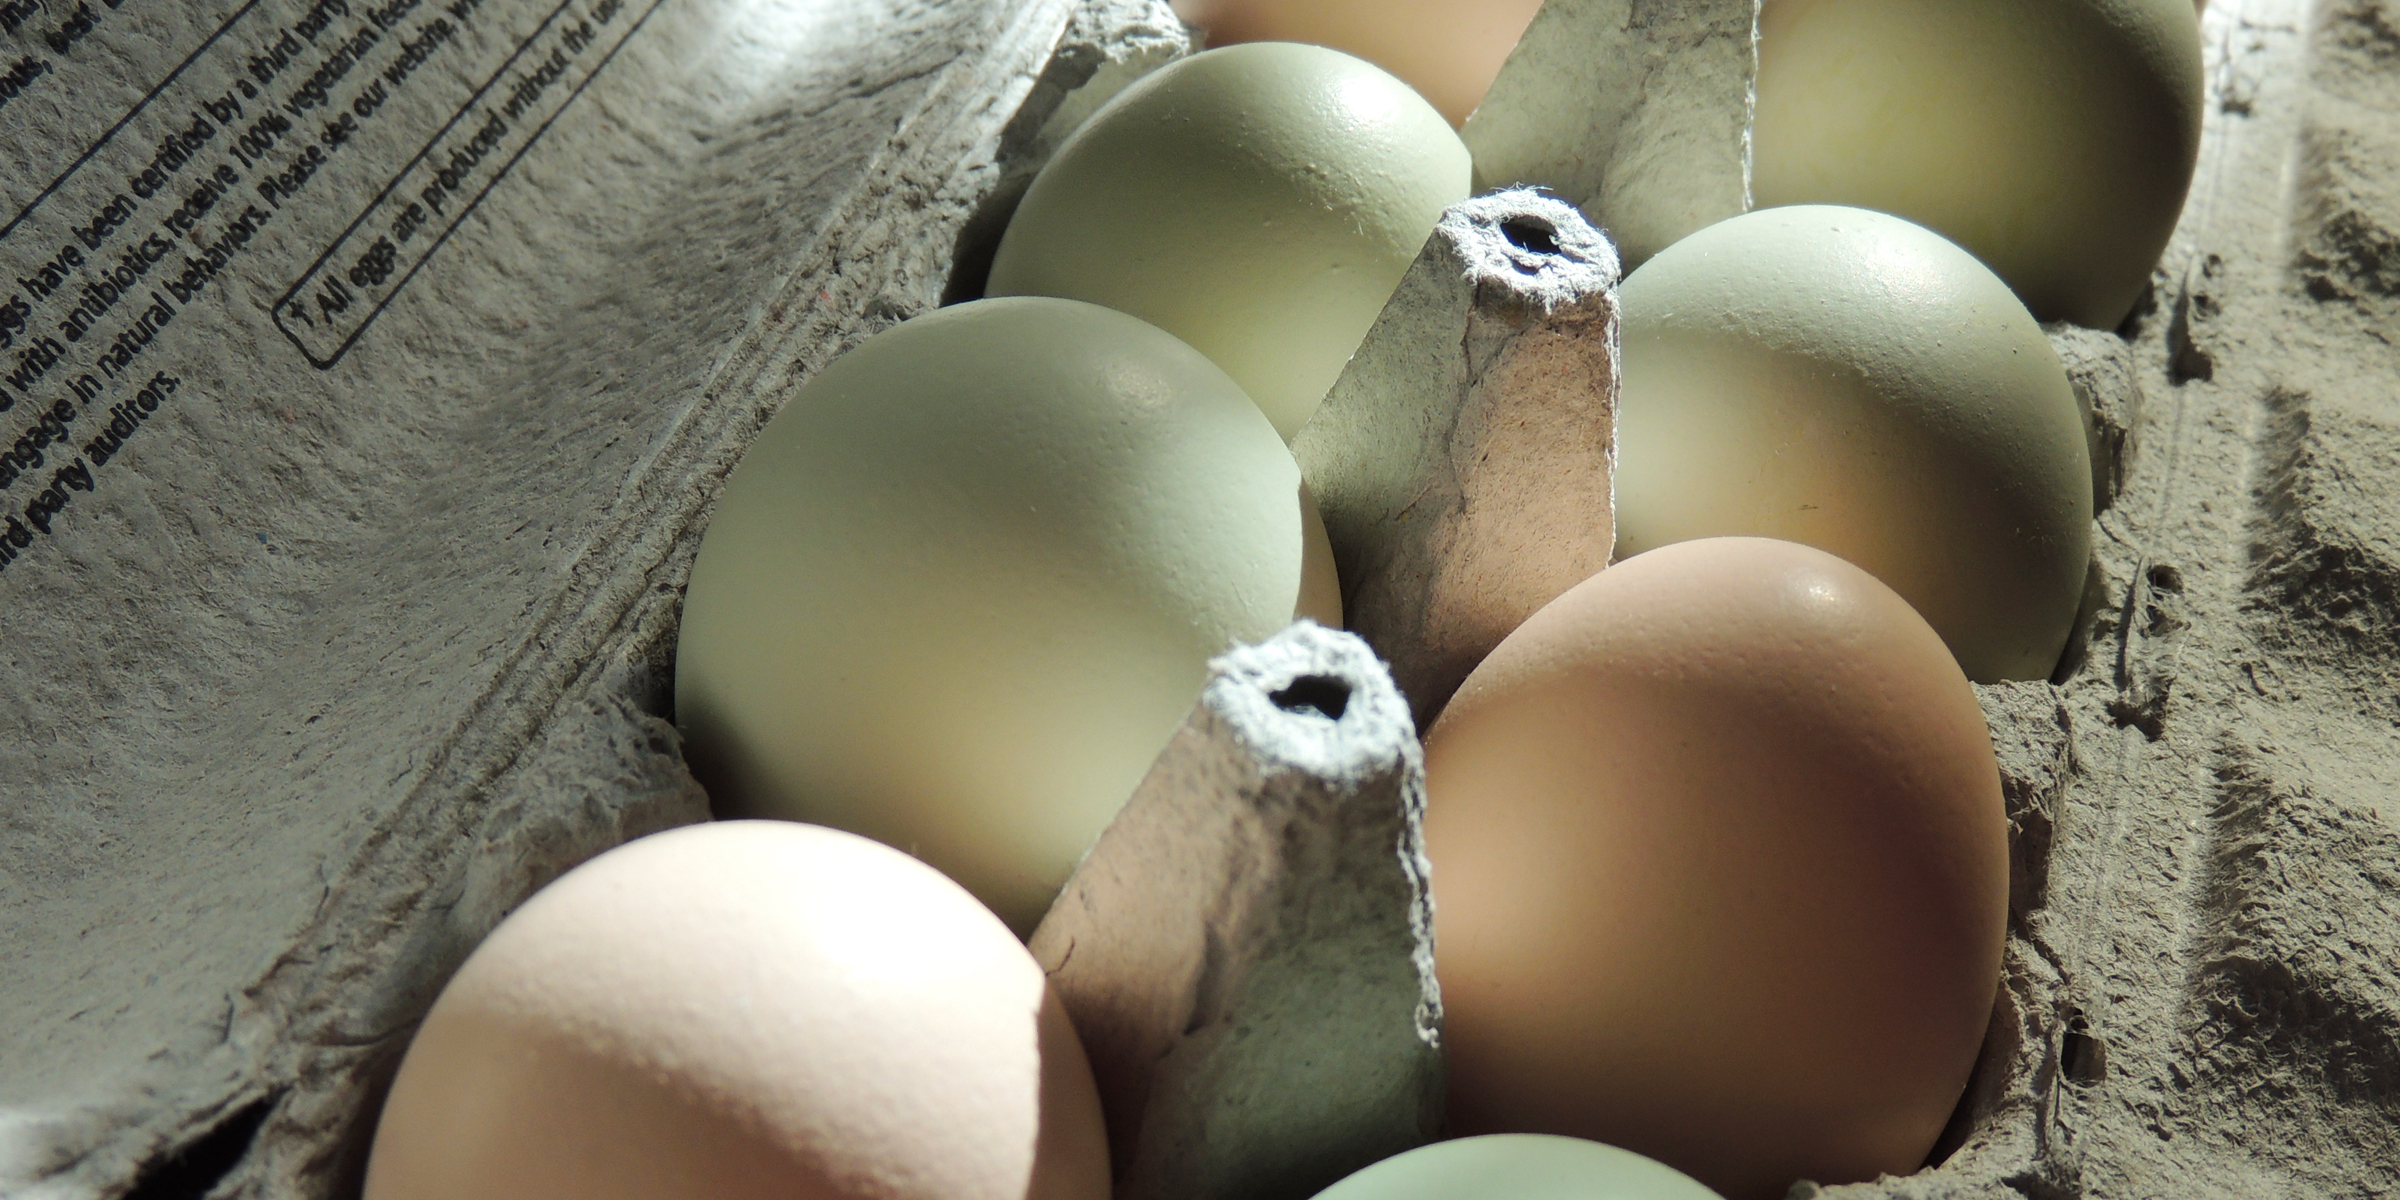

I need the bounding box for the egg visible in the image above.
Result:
[1751,0,2205,329]
[361,822,1111,1200]
[675,298,1339,934]
[1614,205,2091,683]
[1309,1135,1726,1200]
[1425,538,2009,1200]
[1170,0,1545,127]
[985,43,1471,440]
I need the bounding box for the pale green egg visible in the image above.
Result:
[675,298,1338,935]
[1615,205,2091,683]
[986,42,1471,440]
[1311,1135,1726,1200]
[1752,0,2204,329]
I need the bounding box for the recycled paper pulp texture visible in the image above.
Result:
[1032,622,1440,1200]
[6,0,2400,1196]
[0,0,1183,1193]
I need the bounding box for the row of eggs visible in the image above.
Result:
[368,534,2006,1200]
[1179,0,2205,331]
[364,822,1735,1199]
[673,32,2111,936]
[360,1,2208,1197]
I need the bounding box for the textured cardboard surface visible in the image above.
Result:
[5,0,2398,1196]
[1462,0,1758,269]
[1,0,1175,1194]
[1295,190,1620,728]
[1031,623,1440,1200]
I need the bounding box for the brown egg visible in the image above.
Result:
[1171,0,1545,126]
[1425,538,2008,1200]
[362,822,1111,1200]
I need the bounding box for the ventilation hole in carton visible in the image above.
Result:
[1270,675,1350,720]
[2062,1014,2107,1086]
[1500,217,1561,258]
[125,1095,276,1200]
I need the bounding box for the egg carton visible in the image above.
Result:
[7,0,2396,1198]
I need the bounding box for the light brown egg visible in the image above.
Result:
[362,822,1111,1200]
[1171,0,1544,126]
[1425,538,2008,1200]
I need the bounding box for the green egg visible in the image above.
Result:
[1614,205,2091,683]
[987,42,1470,441]
[675,298,1339,935]
[1751,0,2204,329]
[1310,1135,1727,1200]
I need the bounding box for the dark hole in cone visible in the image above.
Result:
[1271,674,1351,720]
[1500,216,1561,257]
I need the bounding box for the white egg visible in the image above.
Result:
[986,43,1472,440]
[1751,0,2205,329]
[675,298,1339,934]
[1614,206,2091,683]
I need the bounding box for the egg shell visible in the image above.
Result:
[1614,205,2092,683]
[361,822,1111,1200]
[675,297,1338,934]
[1170,0,1545,126]
[1426,538,2009,1200]
[1751,0,2205,329]
[1308,1134,1725,1200]
[985,42,1472,440]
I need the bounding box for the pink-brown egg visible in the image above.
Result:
[1425,538,2008,1200]
[362,822,1111,1200]
[1171,0,1544,126]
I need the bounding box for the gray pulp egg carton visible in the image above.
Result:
[5,0,2397,1198]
